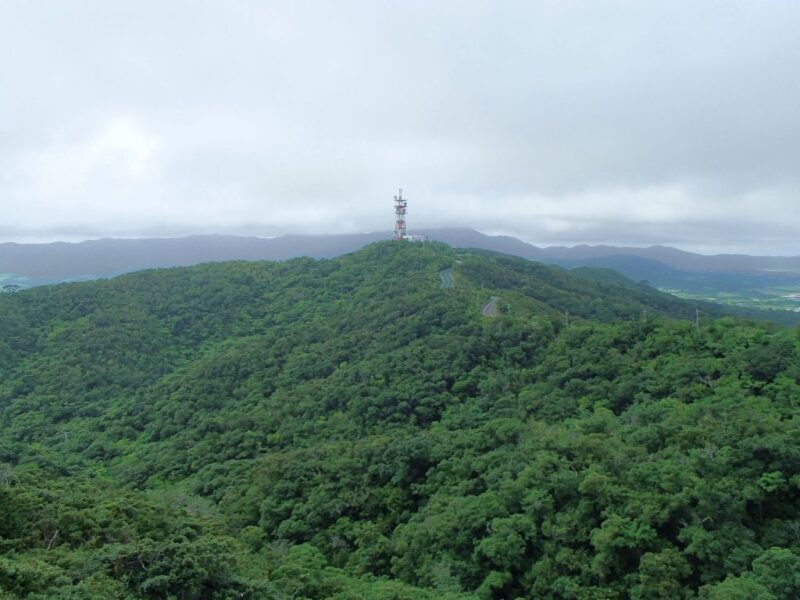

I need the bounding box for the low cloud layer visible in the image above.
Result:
[2,1,799,254]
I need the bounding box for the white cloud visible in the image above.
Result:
[22,116,158,190]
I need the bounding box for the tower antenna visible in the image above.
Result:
[393,188,407,240]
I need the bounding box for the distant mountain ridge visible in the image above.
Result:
[544,243,800,273]
[1,228,799,286]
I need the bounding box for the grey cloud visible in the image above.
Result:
[1,0,799,253]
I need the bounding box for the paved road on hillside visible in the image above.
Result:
[482,296,500,317]
[439,268,454,288]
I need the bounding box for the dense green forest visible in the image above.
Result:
[1,241,800,598]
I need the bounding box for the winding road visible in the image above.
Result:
[482,296,500,317]
[439,268,454,289]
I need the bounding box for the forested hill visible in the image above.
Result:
[2,242,800,599]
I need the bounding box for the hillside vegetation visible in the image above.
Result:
[1,242,799,599]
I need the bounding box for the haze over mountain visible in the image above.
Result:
[2,228,799,289]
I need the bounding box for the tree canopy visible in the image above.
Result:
[1,242,799,598]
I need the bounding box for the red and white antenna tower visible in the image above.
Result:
[393,188,407,240]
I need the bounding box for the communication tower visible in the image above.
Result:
[393,188,407,240]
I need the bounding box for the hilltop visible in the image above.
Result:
[5,228,800,318]
[1,242,800,598]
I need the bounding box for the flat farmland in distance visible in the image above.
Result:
[663,283,800,312]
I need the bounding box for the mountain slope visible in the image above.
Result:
[2,242,800,598]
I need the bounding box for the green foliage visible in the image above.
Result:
[2,241,800,598]
[0,472,251,598]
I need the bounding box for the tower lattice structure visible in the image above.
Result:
[393,189,407,240]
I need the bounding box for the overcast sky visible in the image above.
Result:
[2,1,798,254]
